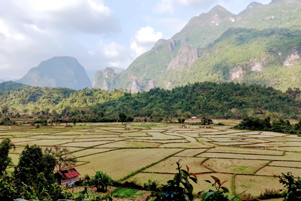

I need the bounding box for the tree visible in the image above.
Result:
[1,104,9,116]
[7,145,72,200]
[119,113,127,122]
[45,145,77,171]
[89,171,113,192]
[71,117,77,126]
[201,117,213,125]
[0,174,16,200]
[0,138,15,175]
[14,145,56,187]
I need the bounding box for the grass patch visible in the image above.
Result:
[112,188,139,198]
[233,166,249,174]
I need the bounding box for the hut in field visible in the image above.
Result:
[190,116,199,121]
[55,168,80,187]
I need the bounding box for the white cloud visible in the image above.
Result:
[130,26,163,58]
[177,0,209,7]
[16,0,79,11]
[0,0,122,80]
[155,0,174,13]
[7,0,118,34]
[0,19,26,41]
[88,0,110,15]
[102,42,125,59]
[155,0,217,13]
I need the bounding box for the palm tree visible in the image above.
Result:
[89,171,113,192]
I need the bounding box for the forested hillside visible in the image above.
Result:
[0,81,26,93]
[96,82,301,120]
[0,81,300,120]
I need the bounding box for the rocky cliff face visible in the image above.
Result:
[146,80,156,91]
[93,67,123,91]
[284,51,301,67]
[18,56,92,90]
[112,0,301,91]
[130,80,141,94]
[167,44,200,71]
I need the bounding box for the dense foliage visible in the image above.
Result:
[0,139,14,175]
[96,82,301,120]
[0,81,25,93]
[201,176,240,201]
[235,117,301,134]
[155,162,200,201]
[88,171,113,192]
[278,172,301,201]
[0,140,72,200]
[154,162,241,201]
[0,82,300,121]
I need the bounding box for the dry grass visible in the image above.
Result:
[256,166,301,176]
[203,158,270,174]
[16,139,71,146]
[174,149,208,157]
[125,173,173,186]
[62,141,114,147]
[72,148,112,158]
[145,157,209,174]
[197,152,299,161]
[207,147,284,156]
[269,161,301,168]
[75,148,182,179]
[98,141,160,148]
[235,175,283,197]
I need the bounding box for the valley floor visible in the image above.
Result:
[1,120,301,198]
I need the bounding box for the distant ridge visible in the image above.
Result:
[18,56,92,90]
[0,81,25,92]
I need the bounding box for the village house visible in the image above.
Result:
[190,116,199,121]
[55,168,80,187]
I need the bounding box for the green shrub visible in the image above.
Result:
[201,117,213,125]
[201,176,241,201]
[89,171,113,192]
[155,162,200,201]
[258,188,283,200]
[278,172,301,201]
[0,117,16,126]
[112,188,139,198]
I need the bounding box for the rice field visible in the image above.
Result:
[1,120,301,197]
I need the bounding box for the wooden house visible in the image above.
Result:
[55,168,80,187]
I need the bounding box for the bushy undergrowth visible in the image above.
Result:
[235,117,301,134]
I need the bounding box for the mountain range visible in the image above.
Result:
[12,0,301,92]
[93,0,301,92]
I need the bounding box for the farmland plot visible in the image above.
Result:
[1,121,301,196]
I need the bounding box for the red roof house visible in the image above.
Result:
[190,116,199,121]
[55,168,80,187]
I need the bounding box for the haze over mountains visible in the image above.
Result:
[18,57,92,90]
[15,0,301,92]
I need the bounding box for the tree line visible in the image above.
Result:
[235,117,301,134]
[0,81,300,122]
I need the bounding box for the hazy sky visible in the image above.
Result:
[0,0,271,81]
